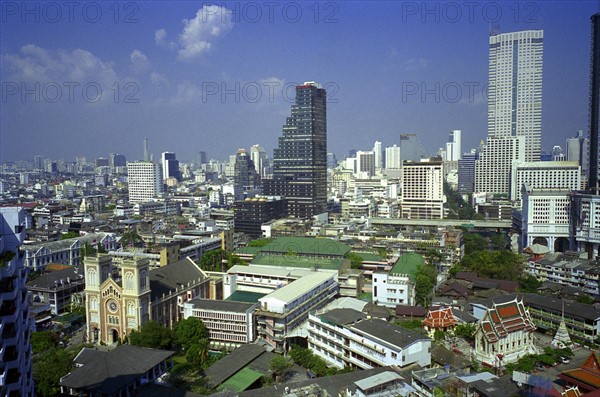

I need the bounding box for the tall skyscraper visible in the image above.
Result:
[445,130,462,161]
[197,151,208,165]
[385,145,402,170]
[33,155,43,171]
[399,134,425,162]
[356,151,376,178]
[566,130,589,178]
[475,136,525,195]
[263,82,327,218]
[458,150,478,194]
[373,141,382,170]
[250,144,267,177]
[127,161,164,203]
[161,152,180,181]
[234,149,260,199]
[143,137,150,162]
[401,159,445,219]
[488,30,543,162]
[0,207,34,396]
[589,13,600,191]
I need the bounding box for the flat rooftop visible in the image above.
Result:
[260,272,334,304]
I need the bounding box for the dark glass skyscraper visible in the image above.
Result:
[263,82,327,219]
[589,13,600,191]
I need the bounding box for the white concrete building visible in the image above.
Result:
[488,30,543,162]
[521,187,571,252]
[0,207,34,396]
[127,161,164,203]
[445,130,462,161]
[372,253,420,307]
[511,161,581,204]
[475,136,525,196]
[401,159,444,219]
[308,308,431,369]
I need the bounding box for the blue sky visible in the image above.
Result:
[1,1,599,163]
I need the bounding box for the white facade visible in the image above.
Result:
[511,161,581,204]
[401,160,444,219]
[308,309,431,369]
[250,144,267,177]
[475,136,525,195]
[0,207,34,396]
[385,145,401,170]
[373,141,383,171]
[127,161,164,203]
[521,188,571,252]
[445,130,462,161]
[372,272,415,307]
[488,30,543,162]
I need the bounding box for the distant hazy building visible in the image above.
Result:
[488,30,543,162]
[233,196,287,238]
[458,150,477,194]
[95,157,109,168]
[127,161,164,203]
[385,144,402,174]
[234,149,260,199]
[161,152,180,182]
[445,130,462,161]
[263,82,327,219]
[567,131,590,179]
[475,136,525,196]
[373,141,383,170]
[399,134,425,162]
[250,144,267,178]
[356,151,376,178]
[589,13,600,189]
[401,159,444,219]
[197,151,208,165]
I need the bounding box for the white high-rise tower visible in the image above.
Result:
[488,30,543,162]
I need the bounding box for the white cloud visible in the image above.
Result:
[155,5,233,61]
[150,72,169,85]
[3,44,118,86]
[168,83,202,104]
[129,49,149,74]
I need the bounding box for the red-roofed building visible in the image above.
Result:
[422,307,458,336]
[559,352,600,394]
[473,298,538,367]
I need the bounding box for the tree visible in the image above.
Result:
[454,324,476,340]
[247,238,273,247]
[30,331,60,354]
[462,233,488,255]
[186,339,210,369]
[198,249,226,272]
[174,317,208,351]
[490,233,508,250]
[414,264,437,306]
[269,355,294,382]
[128,321,174,350]
[577,295,596,305]
[433,330,445,343]
[33,348,75,397]
[451,250,524,281]
[344,252,364,269]
[519,275,542,293]
[60,231,79,240]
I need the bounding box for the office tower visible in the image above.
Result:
[33,155,43,171]
[401,159,445,219]
[373,141,382,170]
[143,137,150,162]
[0,207,34,396]
[399,134,425,162]
[161,152,180,181]
[250,144,267,177]
[511,161,582,204]
[95,157,109,168]
[566,131,590,178]
[590,13,600,190]
[234,149,260,199]
[109,153,126,168]
[488,30,543,161]
[127,161,164,203]
[445,130,462,161]
[263,82,327,218]
[458,150,478,194]
[475,136,525,195]
[233,195,287,238]
[198,151,208,165]
[385,145,402,170]
[356,151,376,178]
[327,153,338,168]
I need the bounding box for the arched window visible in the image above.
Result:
[139,270,148,290]
[87,268,97,286]
[90,296,99,311]
[125,272,134,290]
[128,302,135,316]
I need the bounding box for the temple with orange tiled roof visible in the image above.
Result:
[473,297,538,367]
[422,307,458,337]
[559,352,600,394]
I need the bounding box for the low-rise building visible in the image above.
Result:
[372,253,421,307]
[27,266,85,315]
[183,298,258,350]
[308,307,431,369]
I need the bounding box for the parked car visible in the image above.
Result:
[535,363,545,371]
[561,357,570,364]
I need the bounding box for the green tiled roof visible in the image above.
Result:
[234,246,262,256]
[218,367,263,392]
[225,290,266,303]
[251,253,344,270]
[260,237,350,256]
[390,253,423,278]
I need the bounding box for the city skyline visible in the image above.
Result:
[1,2,598,163]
